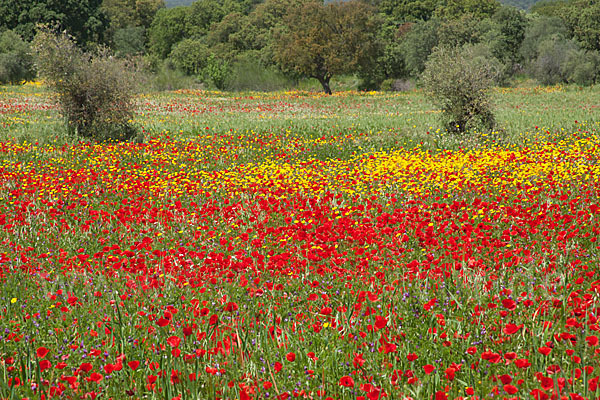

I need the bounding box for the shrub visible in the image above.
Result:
[563,49,600,86]
[32,27,139,142]
[380,79,414,92]
[531,36,577,85]
[422,45,500,134]
[202,54,230,90]
[226,57,292,92]
[169,38,211,75]
[113,26,146,57]
[0,30,35,84]
[151,60,202,91]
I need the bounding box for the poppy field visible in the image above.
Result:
[1,85,600,400]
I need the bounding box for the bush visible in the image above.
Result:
[563,49,600,86]
[226,57,293,91]
[32,27,139,142]
[380,79,414,92]
[169,38,211,75]
[151,60,202,91]
[422,45,500,134]
[0,30,35,84]
[531,36,577,85]
[202,54,230,90]
[113,26,146,58]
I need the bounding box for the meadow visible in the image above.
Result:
[0,83,599,400]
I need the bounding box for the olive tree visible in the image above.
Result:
[422,45,501,134]
[32,27,139,142]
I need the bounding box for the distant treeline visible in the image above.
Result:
[1,0,599,91]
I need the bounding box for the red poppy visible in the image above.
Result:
[504,384,518,394]
[339,376,354,387]
[538,346,552,356]
[224,302,238,312]
[435,391,448,400]
[501,298,516,310]
[87,372,103,383]
[423,364,435,374]
[586,335,599,346]
[286,352,296,362]
[406,353,418,361]
[503,323,521,335]
[36,347,49,358]
[103,364,114,374]
[209,314,219,325]
[128,361,140,370]
[80,362,93,373]
[167,336,181,348]
[39,359,52,372]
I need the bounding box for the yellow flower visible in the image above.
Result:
[10,298,17,304]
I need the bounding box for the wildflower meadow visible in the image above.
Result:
[0,84,599,400]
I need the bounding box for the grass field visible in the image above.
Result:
[1,83,599,400]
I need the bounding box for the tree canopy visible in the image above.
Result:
[274,0,380,94]
[0,0,107,45]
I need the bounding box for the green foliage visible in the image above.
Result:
[529,0,569,16]
[400,19,440,78]
[102,0,165,30]
[274,0,379,94]
[226,57,293,91]
[202,54,230,90]
[519,14,568,63]
[562,0,600,52]
[370,0,438,22]
[358,17,408,90]
[490,5,527,66]
[32,27,139,142]
[562,49,600,85]
[0,0,108,45]
[151,60,200,90]
[530,36,577,85]
[0,30,34,84]
[147,6,188,59]
[113,25,146,56]
[422,45,500,133]
[169,38,211,75]
[500,0,543,9]
[434,0,500,20]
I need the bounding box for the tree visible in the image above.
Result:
[434,0,500,20]
[274,0,379,94]
[400,18,440,78]
[113,25,146,56]
[485,5,527,75]
[519,14,569,65]
[147,6,188,59]
[169,38,211,74]
[530,0,569,17]
[0,0,108,45]
[32,27,139,141]
[102,0,164,30]
[368,0,438,22]
[563,0,600,52]
[422,45,500,134]
[0,30,35,84]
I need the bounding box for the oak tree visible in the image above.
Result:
[274,0,379,94]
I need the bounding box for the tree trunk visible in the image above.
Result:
[317,76,332,95]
